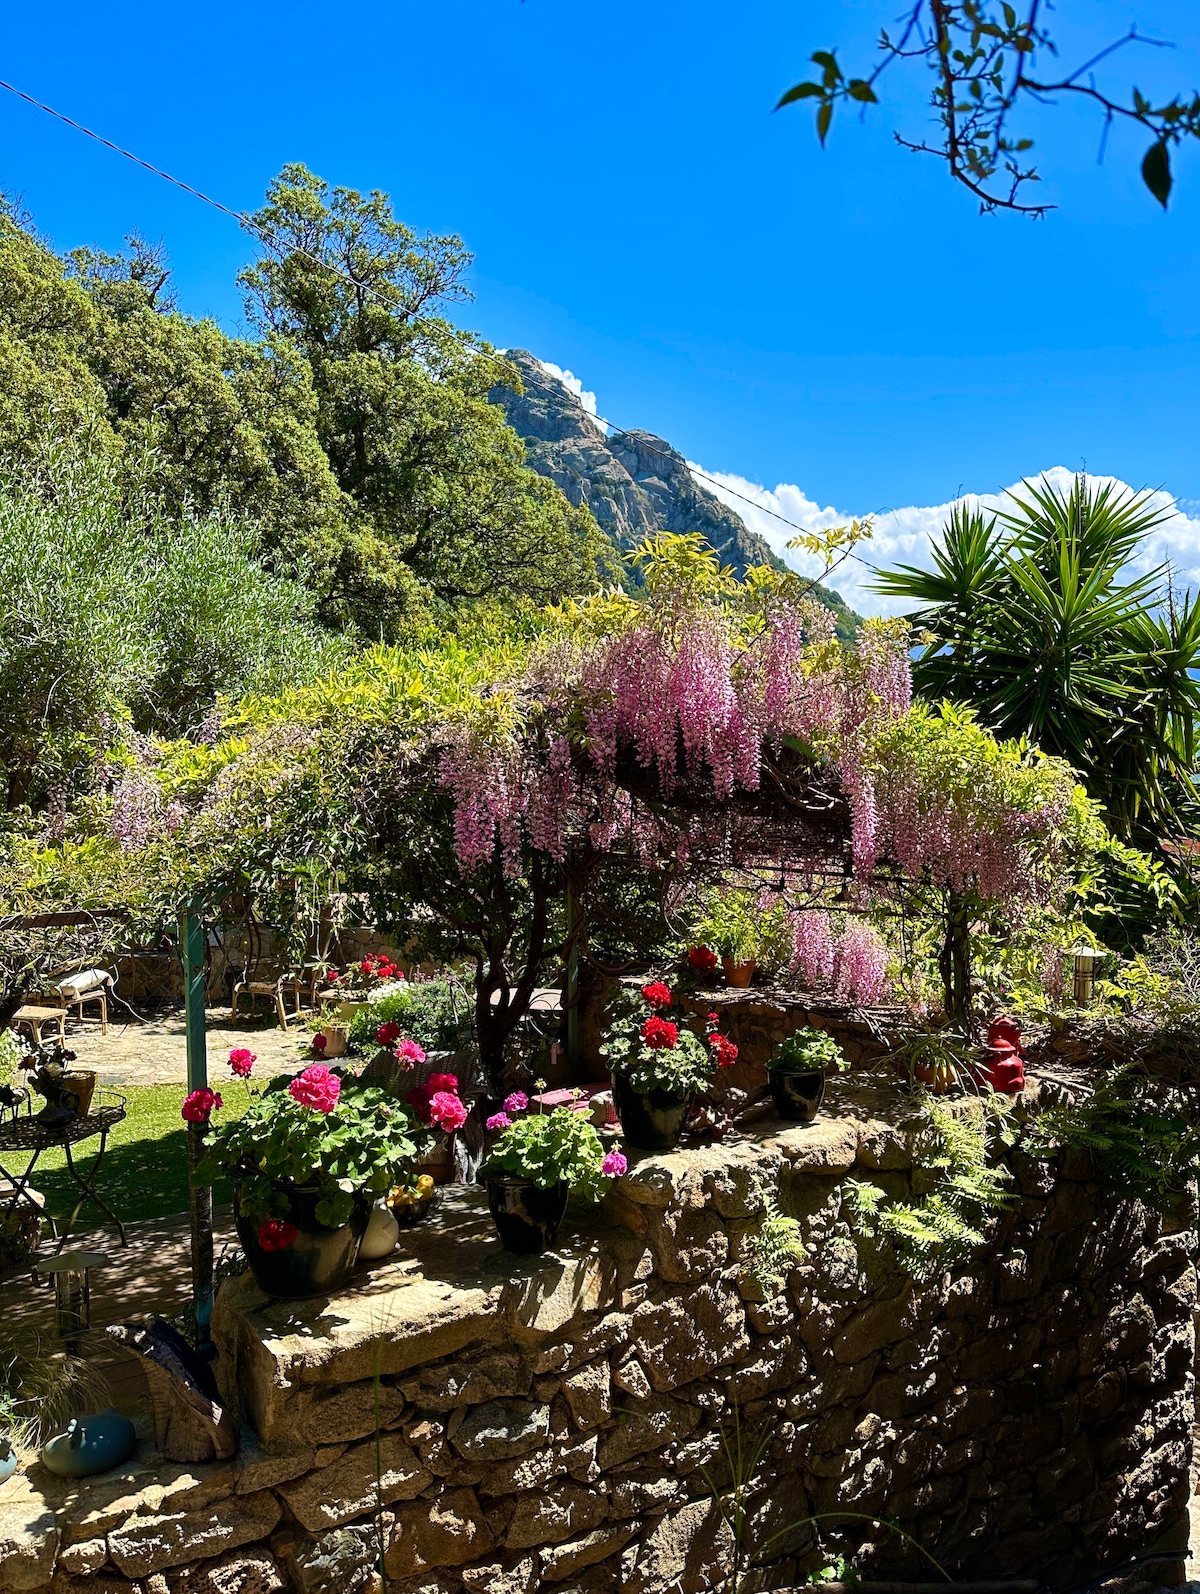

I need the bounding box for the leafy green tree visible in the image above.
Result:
[872,474,1200,854]
[0,453,343,809]
[240,164,607,631]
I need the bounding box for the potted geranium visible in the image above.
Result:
[191,1048,447,1299]
[600,982,739,1151]
[480,1093,626,1253]
[768,1026,846,1123]
[322,953,406,1023]
[692,889,788,988]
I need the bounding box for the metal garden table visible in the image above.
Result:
[0,1090,128,1251]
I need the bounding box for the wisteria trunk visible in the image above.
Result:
[938,887,972,1029]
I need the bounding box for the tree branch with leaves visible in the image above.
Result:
[778,3,1200,213]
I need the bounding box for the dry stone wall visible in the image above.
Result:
[0,1076,1193,1594]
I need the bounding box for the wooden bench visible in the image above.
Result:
[12,1005,67,1045]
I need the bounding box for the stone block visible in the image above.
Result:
[561,1359,612,1430]
[621,1499,734,1594]
[630,1283,749,1392]
[278,1435,431,1532]
[505,1255,619,1338]
[281,1523,380,1594]
[56,1538,108,1577]
[506,1482,607,1550]
[537,1524,637,1582]
[107,1492,281,1580]
[449,1399,550,1460]
[612,1355,652,1400]
[401,1351,530,1413]
[298,1382,406,1442]
[597,1396,699,1471]
[460,1556,536,1593]
[385,1489,493,1579]
[164,1548,284,1594]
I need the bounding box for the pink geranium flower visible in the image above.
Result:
[602,1150,627,1177]
[427,1072,457,1093]
[486,1111,511,1131]
[228,1048,256,1078]
[428,1091,468,1131]
[397,1039,426,1064]
[289,1064,341,1113]
[503,1091,528,1114]
[182,1087,223,1124]
[310,1032,328,1053]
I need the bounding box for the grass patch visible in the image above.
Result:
[9,1082,254,1231]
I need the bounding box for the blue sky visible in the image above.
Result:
[3,1,1200,608]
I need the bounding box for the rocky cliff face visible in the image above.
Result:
[491,350,859,637]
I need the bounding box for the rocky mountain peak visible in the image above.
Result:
[490,349,860,637]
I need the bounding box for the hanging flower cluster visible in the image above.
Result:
[433,539,913,880]
[789,912,891,1005]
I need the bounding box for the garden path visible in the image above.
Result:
[62,1006,303,1086]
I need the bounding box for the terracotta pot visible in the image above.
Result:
[612,1073,692,1152]
[769,1067,825,1124]
[234,1183,370,1299]
[312,1023,349,1059]
[487,1177,569,1253]
[61,1070,97,1117]
[416,1130,457,1186]
[722,957,756,988]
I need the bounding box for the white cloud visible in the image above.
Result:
[533,359,606,434]
[689,463,1200,618]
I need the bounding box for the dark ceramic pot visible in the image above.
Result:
[612,1073,693,1151]
[487,1177,570,1254]
[234,1183,370,1299]
[769,1067,826,1124]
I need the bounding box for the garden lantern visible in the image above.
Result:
[1071,945,1099,1007]
[36,1248,107,1351]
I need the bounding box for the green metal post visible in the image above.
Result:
[180,908,214,1356]
[565,878,580,1075]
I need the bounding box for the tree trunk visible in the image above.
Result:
[938,889,972,1030]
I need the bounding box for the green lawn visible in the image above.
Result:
[9,1083,254,1232]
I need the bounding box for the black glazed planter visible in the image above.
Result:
[612,1073,693,1151]
[487,1177,570,1253]
[234,1183,370,1299]
[769,1067,826,1124]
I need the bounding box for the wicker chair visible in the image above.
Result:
[230,920,303,1029]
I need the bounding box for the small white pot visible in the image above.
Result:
[358,1200,400,1262]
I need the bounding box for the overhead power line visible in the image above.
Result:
[0,76,878,580]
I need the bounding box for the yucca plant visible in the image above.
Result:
[872,474,1200,859]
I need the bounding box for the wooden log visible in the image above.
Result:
[107,1319,238,1463]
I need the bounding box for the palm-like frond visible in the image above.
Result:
[871,473,1199,848]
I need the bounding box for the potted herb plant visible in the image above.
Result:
[192,1050,442,1298]
[600,982,739,1150]
[480,1094,626,1253]
[692,889,788,988]
[17,1038,96,1129]
[768,1026,847,1123]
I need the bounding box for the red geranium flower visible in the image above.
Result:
[641,1016,679,1050]
[406,1083,432,1122]
[710,1034,739,1068]
[257,1219,298,1253]
[687,946,718,974]
[641,982,673,1009]
[376,1021,401,1045]
[427,1072,458,1094]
